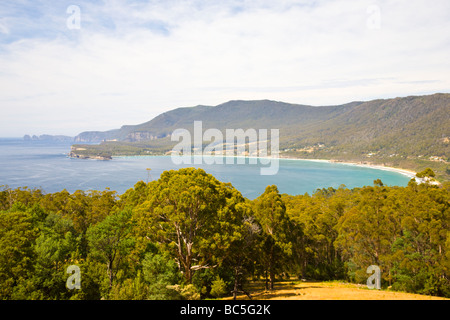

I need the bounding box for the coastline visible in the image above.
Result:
[70,152,446,186]
[278,156,442,186]
[279,156,417,179]
[113,153,418,180]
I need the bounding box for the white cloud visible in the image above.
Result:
[0,19,9,35]
[0,0,449,136]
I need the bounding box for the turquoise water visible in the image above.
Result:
[0,139,411,199]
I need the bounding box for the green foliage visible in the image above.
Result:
[253,185,293,290]
[416,168,436,178]
[283,186,349,280]
[0,169,449,299]
[172,284,201,300]
[0,210,37,299]
[109,270,148,300]
[87,209,135,289]
[141,252,182,300]
[210,276,227,298]
[133,168,247,284]
[31,213,80,299]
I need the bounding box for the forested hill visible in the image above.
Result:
[73,99,361,143]
[71,93,450,180]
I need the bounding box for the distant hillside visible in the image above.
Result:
[24,134,74,142]
[74,100,359,143]
[71,93,450,181]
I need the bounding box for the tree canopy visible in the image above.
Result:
[0,170,449,299]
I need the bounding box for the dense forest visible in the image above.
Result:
[0,168,449,300]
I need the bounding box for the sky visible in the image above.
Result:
[0,0,449,137]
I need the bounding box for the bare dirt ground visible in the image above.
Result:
[225,280,449,300]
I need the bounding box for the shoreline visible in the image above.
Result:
[278,156,440,186]
[278,156,417,179]
[112,153,418,180]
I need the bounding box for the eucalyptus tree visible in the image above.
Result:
[253,185,293,290]
[134,168,247,284]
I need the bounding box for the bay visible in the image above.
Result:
[0,138,412,199]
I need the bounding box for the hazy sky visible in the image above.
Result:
[0,0,449,137]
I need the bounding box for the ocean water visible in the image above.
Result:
[0,138,411,199]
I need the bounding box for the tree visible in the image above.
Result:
[416,168,436,178]
[0,210,37,299]
[87,209,135,290]
[31,213,80,299]
[210,276,227,298]
[134,168,247,284]
[284,186,349,280]
[253,185,293,290]
[1,171,449,299]
[335,181,400,283]
[225,214,261,300]
[389,183,450,295]
[141,252,182,299]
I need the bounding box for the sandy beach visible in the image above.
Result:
[278,156,443,185]
[278,156,417,179]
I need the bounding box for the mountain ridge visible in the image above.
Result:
[73,99,364,143]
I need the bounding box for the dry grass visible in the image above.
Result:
[224,280,449,300]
